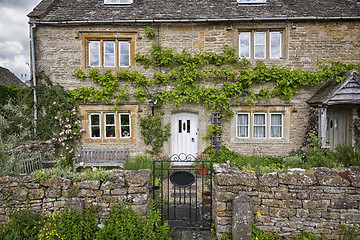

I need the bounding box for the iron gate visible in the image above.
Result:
[152,154,212,229]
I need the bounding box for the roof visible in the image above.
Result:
[28,0,360,22]
[308,70,360,106]
[0,67,24,86]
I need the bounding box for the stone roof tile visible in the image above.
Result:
[28,0,360,22]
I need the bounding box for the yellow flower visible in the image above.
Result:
[257,211,261,216]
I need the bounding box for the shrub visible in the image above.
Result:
[0,209,43,240]
[124,154,154,170]
[335,142,360,167]
[95,203,171,240]
[38,207,99,240]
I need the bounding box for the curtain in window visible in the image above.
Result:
[270,114,282,138]
[119,42,130,67]
[237,114,249,137]
[253,114,265,138]
[270,32,281,59]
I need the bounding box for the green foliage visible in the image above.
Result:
[0,209,43,240]
[0,100,38,173]
[203,124,223,140]
[72,44,359,122]
[124,154,154,170]
[1,203,170,240]
[338,224,360,240]
[0,84,32,105]
[31,166,119,182]
[204,146,284,174]
[38,207,99,240]
[139,114,171,155]
[95,202,171,240]
[144,26,156,38]
[334,138,360,167]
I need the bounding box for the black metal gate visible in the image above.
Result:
[152,154,212,229]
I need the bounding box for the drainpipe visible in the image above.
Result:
[30,23,37,135]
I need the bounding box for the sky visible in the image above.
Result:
[0,0,42,82]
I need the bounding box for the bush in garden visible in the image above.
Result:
[0,209,43,240]
[95,203,171,240]
[38,207,99,240]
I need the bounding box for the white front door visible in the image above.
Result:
[171,113,198,164]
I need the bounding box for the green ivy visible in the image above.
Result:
[144,26,156,38]
[139,114,171,155]
[70,44,360,153]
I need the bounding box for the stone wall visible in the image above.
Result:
[0,169,151,224]
[213,164,360,239]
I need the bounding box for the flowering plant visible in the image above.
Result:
[51,102,84,167]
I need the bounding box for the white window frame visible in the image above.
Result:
[105,113,116,138]
[270,32,282,59]
[104,0,133,4]
[239,32,251,59]
[236,113,250,138]
[87,40,131,68]
[119,113,131,138]
[253,113,267,138]
[89,113,101,139]
[254,32,266,59]
[104,41,116,67]
[119,41,130,67]
[270,113,283,139]
[238,30,282,60]
[89,41,100,67]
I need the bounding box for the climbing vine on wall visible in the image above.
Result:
[69,37,360,154]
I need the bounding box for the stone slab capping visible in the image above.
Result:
[213,164,360,239]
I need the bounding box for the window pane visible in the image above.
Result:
[105,114,115,125]
[239,32,250,58]
[105,114,116,138]
[106,126,116,137]
[119,42,130,67]
[91,114,100,125]
[120,114,130,125]
[89,41,100,67]
[237,114,249,137]
[270,32,281,59]
[120,113,131,138]
[91,127,100,138]
[104,41,115,67]
[270,113,282,138]
[254,32,266,59]
[90,114,100,138]
[121,126,130,137]
[253,113,266,138]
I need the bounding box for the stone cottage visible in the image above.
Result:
[28,0,360,158]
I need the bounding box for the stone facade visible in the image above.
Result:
[213,164,360,239]
[31,20,360,156]
[0,169,151,224]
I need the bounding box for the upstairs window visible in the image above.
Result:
[104,0,133,4]
[239,30,282,60]
[88,40,131,68]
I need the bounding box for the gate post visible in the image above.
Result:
[232,194,253,240]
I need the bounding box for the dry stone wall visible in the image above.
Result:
[0,169,152,224]
[213,164,360,239]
